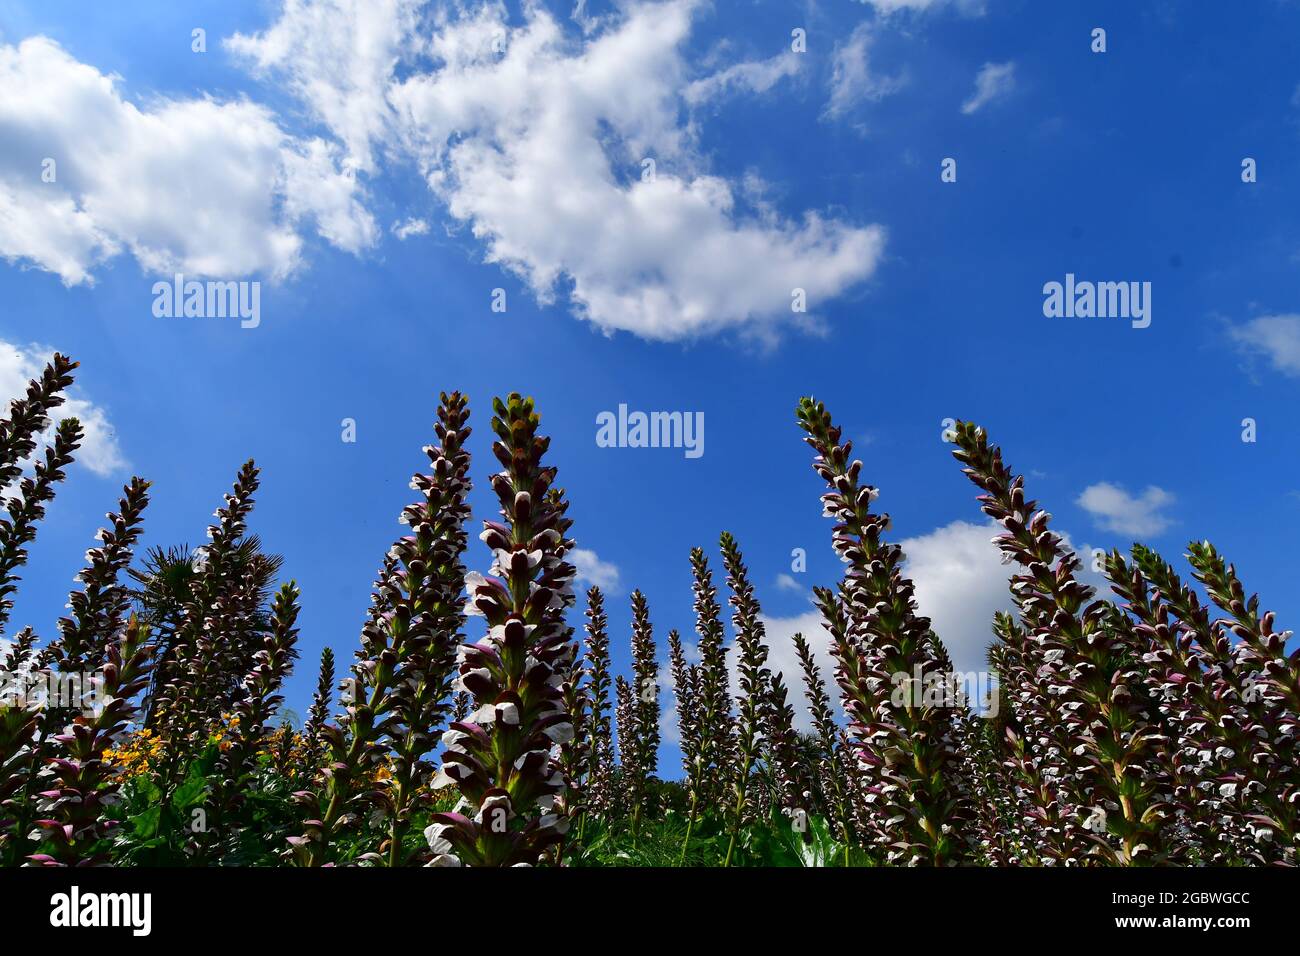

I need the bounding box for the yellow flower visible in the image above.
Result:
[104,728,165,780]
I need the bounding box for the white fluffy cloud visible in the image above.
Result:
[0,339,126,477]
[1228,314,1300,376]
[0,36,376,285]
[899,520,1015,675]
[392,1,882,340]
[961,61,1016,114]
[3,3,883,341]
[1077,482,1175,537]
[824,22,906,120]
[902,519,1112,676]
[227,0,420,174]
[571,547,621,592]
[239,0,883,341]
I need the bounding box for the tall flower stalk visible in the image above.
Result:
[194,583,300,861]
[554,619,589,862]
[761,670,802,817]
[0,419,82,645]
[614,675,637,813]
[626,589,659,833]
[952,421,1168,865]
[667,630,700,787]
[292,393,471,866]
[797,398,969,865]
[0,351,82,868]
[0,353,79,638]
[14,478,150,861]
[1185,542,1298,862]
[719,532,773,867]
[302,647,335,774]
[151,461,263,791]
[427,394,577,867]
[49,477,152,673]
[29,615,154,866]
[793,632,855,854]
[582,586,614,823]
[678,548,733,860]
[1103,551,1240,862]
[381,393,472,866]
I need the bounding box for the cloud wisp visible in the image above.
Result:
[1077,482,1176,538]
[961,60,1016,114]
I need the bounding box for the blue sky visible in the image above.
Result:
[1,0,1298,774]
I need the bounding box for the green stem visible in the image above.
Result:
[723,756,754,868]
[679,791,698,867]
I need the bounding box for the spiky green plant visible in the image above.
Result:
[626,589,659,833]
[0,353,79,639]
[582,586,615,822]
[1186,543,1298,862]
[614,675,637,814]
[302,647,335,773]
[792,632,855,853]
[798,398,970,866]
[193,582,300,862]
[28,615,154,866]
[952,421,1171,865]
[426,394,577,867]
[291,392,471,867]
[133,536,283,729]
[380,392,473,866]
[678,548,734,861]
[718,532,774,867]
[667,629,700,786]
[150,461,264,791]
[761,670,803,817]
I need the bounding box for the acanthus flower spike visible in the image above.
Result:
[952,421,1168,865]
[626,589,659,835]
[798,398,971,866]
[28,615,154,866]
[428,394,577,866]
[292,392,471,867]
[718,532,775,866]
[581,587,615,821]
[193,582,300,862]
